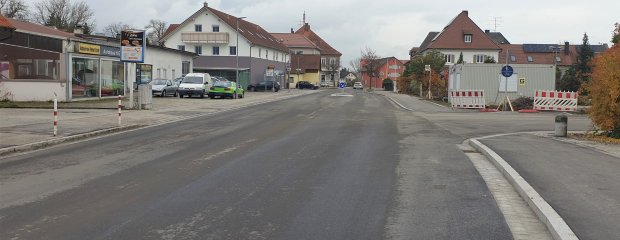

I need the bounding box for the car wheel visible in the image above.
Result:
[209,95,215,99]
[161,90,166,97]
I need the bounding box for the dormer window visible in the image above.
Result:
[464,34,472,43]
[510,55,516,62]
[527,56,533,62]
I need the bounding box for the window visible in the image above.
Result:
[321,75,325,81]
[182,61,190,75]
[172,69,176,78]
[321,58,326,66]
[212,25,219,32]
[178,45,185,51]
[163,69,167,79]
[230,46,237,55]
[213,46,220,55]
[510,55,516,62]
[195,24,202,32]
[195,46,202,55]
[157,68,161,78]
[527,56,533,62]
[464,34,472,43]
[473,54,485,63]
[555,56,561,62]
[445,54,455,63]
[266,50,269,59]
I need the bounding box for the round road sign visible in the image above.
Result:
[501,65,514,77]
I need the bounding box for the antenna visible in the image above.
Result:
[488,17,503,32]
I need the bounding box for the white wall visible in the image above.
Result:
[144,47,194,80]
[1,82,66,101]
[163,9,287,62]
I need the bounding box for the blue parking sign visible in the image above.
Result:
[339,82,346,88]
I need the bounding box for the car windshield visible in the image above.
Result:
[213,81,231,87]
[182,76,203,84]
[151,80,167,85]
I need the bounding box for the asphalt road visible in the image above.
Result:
[0,90,511,239]
[481,134,620,240]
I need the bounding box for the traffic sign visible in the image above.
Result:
[501,65,514,77]
[339,82,346,88]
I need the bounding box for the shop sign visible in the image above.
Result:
[121,30,145,63]
[101,46,121,58]
[77,43,101,55]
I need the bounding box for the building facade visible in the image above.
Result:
[160,2,289,89]
[360,57,405,89]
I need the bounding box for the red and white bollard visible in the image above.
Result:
[118,95,122,126]
[53,98,58,136]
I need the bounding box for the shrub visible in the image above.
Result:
[587,44,620,138]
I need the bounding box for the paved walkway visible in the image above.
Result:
[0,90,317,150]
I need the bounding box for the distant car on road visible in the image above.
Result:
[208,81,244,99]
[247,80,280,92]
[151,79,178,97]
[353,82,363,89]
[297,81,319,90]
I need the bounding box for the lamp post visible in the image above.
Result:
[236,17,246,86]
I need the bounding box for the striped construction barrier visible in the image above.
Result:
[450,90,486,109]
[534,90,578,112]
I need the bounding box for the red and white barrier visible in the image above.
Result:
[118,95,122,126]
[53,98,58,136]
[450,90,486,109]
[534,90,578,112]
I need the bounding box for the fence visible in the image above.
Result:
[449,90,486,109]
[533,90,578,112]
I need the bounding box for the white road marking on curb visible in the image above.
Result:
[469,138,579,240]
[382,95,413,112]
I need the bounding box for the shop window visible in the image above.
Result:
[100,60,124,97]
[72,58,100,98]
[0,44,60,81]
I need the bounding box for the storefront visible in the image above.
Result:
[70,42,125,99]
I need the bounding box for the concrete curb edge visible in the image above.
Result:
[0,125,143,157]
[468,138,579,240]
[382,95,414,111]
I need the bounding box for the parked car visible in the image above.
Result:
[211,76,230,82]
[297,81,319,90]
[178,73,212,98]
[353,82,363,89]
[208,80,244,99]
[151,79,178,97]
[247,80,280,92]
[174,77,183,86]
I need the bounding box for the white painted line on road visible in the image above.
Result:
[382,95,413,112]
[469,137,579,240]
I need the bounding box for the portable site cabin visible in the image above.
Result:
[448,63,556,105]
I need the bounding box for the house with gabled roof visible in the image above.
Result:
[294,23,342,85]
[160,2,290,88]
[271,32,322,87]
[414,10,502,65]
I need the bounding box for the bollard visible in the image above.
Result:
[118,95,122,126]
[53,98,58,136]
[555,114,568,137]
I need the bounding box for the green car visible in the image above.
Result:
[208,81,245,99]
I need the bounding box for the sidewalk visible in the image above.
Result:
[0,89,317,154]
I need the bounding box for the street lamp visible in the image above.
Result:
[236,17,247,87]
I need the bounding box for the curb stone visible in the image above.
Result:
[469,138,579,240]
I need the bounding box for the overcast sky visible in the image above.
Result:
[24,0,620,67]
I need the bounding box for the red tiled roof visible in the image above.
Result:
[500,44,578,66]
[295,23,341,56]
[290,54,321,73]
[7,18,75,39]
[425,11,500,51]
[163,24,179,39]
[271,33,319,49]
[0,15,15,29]
[207,7,288,52]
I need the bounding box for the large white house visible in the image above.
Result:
[160,2,289,88]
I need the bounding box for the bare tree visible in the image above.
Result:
[0,0,29,20]
[349,57,361,80]
[361,47,382,90]
[145,19,167,45]
[103,22,133,38]
[33,0,94,33]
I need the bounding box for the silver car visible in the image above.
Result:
[151,79,178,97]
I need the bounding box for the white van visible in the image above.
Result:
[178,73,212,98]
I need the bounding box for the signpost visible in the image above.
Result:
[498,50,514,111]
[425,64,431,99]
[121,30,146,109]
[501,65,514,78]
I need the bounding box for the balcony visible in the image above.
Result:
[181,32,229,44]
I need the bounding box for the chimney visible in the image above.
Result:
[304,23,310,31]
[564,41,569,55]
[462,10,468,16]
[291,28,294,33]
[485,29,490,33]
[203,1,208,7]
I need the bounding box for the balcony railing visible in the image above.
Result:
[181,32,229,44]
